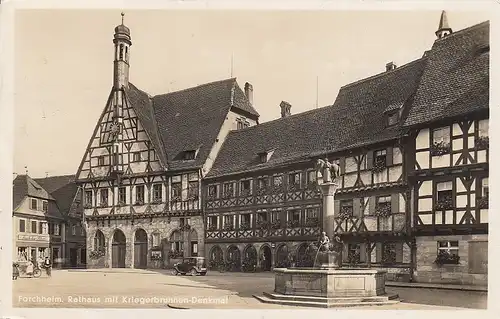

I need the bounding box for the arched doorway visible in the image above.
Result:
[276,244,290,268]
[209,246,223,269]
[242,245,257,272]
[296,243,313,267]
[134,228,148,269]
[259,245,272,271]
[226,246,241,272]
[188,229,198,257]
[112,229,126,268]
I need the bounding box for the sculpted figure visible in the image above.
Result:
[316,158,341,183]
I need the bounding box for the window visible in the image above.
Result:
[273,175,283,191]
[42,201,48,212]
[257,211,268,222]
[118,187,126,204]
[171,182,181,201]
[375,196,391,216]
[256,177,268,194]
[136,185,145,204]
[437,241,459,264]
[85,191,93,207]
[481,178,489,198]
[119,44,124,60]
[340,199,354,217]
[17,247,27,261]
[436,181,453,210]
[41,222,48,234]
[387,112,399,126]
[207,216,218,230]
[152,233,160,247]
[188,181,199,200]
[98,156,105,166]
[306,170,317,187]
[374,149,387,167]
[152,184,162,202]
[287,209,301,228]
[54,224,60,236]
[259,152,268,163]
[208,185,219,199]
[19,219,26,232]
[71,225,76,236]
[133,152,141,162]
[306,207,319,219]
[382,242,397,264]
[183,150,196,160]
[223,215,234,230]
[478,119,489,137]
[94,230,105,250]
[348,244,361,264]
[223,182,235,198]
[288,172,301,190]
[80,225,85,236]
[433,127,450,144]
[240,180,252,196]
[100,189,109,207]
[31,221,37,233]
[30,198,38,211]
[270,211,280,222]
[476,120,489,150]
[237,119,244,130]
[240,213,251,229]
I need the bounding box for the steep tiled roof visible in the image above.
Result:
[151,78,259,171]
[404,21,489,127]
[126,83,169,168]
[207,58,426,178]
[13,175,55,210]
[35,175,78,214]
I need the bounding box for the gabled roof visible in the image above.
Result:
[150,78,259,171]
[12,175,55,210]
[207,58,426,178]
[35,175,79,214]
[404,21,489,127]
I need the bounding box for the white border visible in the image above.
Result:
[1,0,499,318]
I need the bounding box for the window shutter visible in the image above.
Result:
[366,151,374,169]
[334,200,341,217]
[395,242,403,263]
[386,147,393,166]
[376,242,382,263]
[359,243,366,262]
[352,198,361,217]
[368,196,376,215]
[342,243,348,262]
[339,157,346,175]
[391,193,400,214]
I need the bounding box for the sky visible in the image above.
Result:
[13,9,491,178]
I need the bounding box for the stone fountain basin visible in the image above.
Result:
[274,267,388,298]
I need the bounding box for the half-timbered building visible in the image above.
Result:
[203,57,426,279]
[404,19,489,285]
[75,16,259,269]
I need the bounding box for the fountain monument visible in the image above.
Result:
[253,158,399,307]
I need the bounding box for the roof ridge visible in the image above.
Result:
[434,20,489,43]
[153,77,237,98]
[340,57,426,90]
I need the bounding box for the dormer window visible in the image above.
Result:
[183,150,196,160]
[236,118,250,130]
[259,152,267,163]
[387,112,399,126]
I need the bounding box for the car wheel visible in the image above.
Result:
[189,268,198,276]
[171,269,178,276]
[200,272,206,276]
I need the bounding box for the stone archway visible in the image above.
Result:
[276,244,290,268]
[226,245,241,272]
[209,245,223,269]
[111,229,126,268]
[134,228,148,269]
[259,245,272,271]
[242,244,257,272]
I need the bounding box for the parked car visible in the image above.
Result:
[171,257,207,276]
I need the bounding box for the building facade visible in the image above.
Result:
[76,16,259,269]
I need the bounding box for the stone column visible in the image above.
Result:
[319,181,338,239]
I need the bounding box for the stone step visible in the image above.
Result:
[253,294,401,308]
[262,291,399,304]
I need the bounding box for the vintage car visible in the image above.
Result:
[171,257,207,276]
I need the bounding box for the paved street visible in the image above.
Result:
[12,269,486,309]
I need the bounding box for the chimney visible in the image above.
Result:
[280,101,292,118]
[386,62,397,72]
[244,82,253,105]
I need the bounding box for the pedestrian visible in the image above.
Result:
[43,257,52,277]
[26,260,34,277]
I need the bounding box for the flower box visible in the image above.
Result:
[179,224,191,231]
[305,217,319,227]
[434,251,460,265]
[338,206,353,220]
[288,183,301,192]
[375,204,392,218]
[99,202,109,208]
[239,222,251,230]
[240,189,252,197]
[435,197,453,210]
[270,219,281,230]
[223,224,234,231]
[188,194,199,201]
[286,220,300,228]
[171,197,181,203]
[117,201,127,207]
[475,136,489,150]
[83,203,92,209]
[430,141,451,156]
[134,200,144,206]
[256,187,268,196]
[207,224,217,231]
[477,196,489,209]
[347,252,361,265]
[256,220,269,230]
[372,159,386,173]
[151,198,163,204]
[271,185,283,194]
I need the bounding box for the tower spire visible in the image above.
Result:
[113,12,132,89]
[121,12,125,25]
[435,10,452,39]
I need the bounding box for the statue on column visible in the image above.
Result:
[315,158,341,183]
